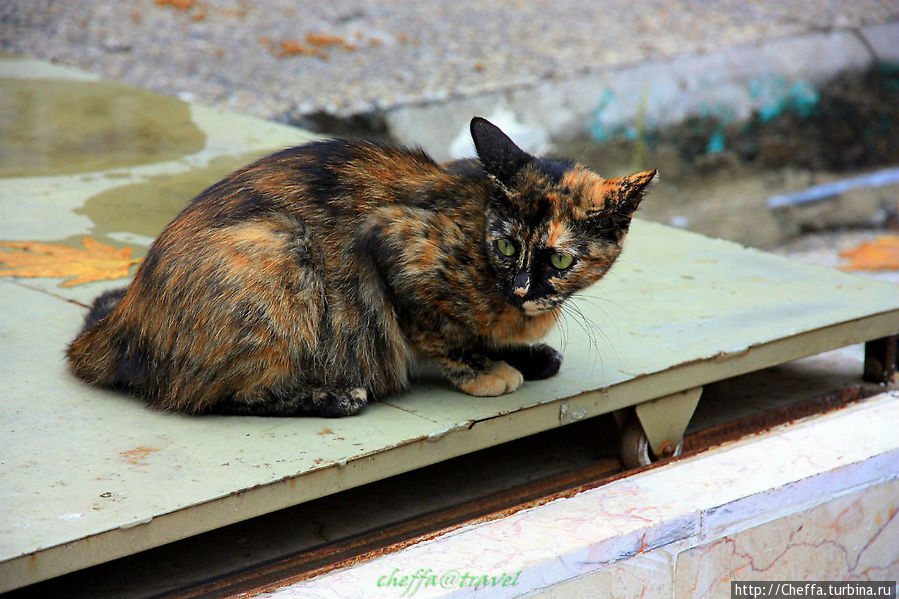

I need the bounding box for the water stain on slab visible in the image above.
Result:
[0,78,206,178]
[75,152,271,254]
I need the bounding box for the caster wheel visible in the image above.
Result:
[619,418,683,469]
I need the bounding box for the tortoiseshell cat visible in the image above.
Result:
[67,117,655,417]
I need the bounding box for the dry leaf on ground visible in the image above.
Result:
[839,235,899,271]
[0,237,140,287]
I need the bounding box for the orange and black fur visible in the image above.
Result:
[67,117,655,417]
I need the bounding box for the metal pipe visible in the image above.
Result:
[767,167,899,209]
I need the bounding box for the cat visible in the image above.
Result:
[66,117,655,417]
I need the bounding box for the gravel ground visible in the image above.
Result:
[3,1,897,271]
[2,0,896,122]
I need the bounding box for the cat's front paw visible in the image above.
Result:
[458,361,524,397]
[523,344,563,380]
[495,343,563,380]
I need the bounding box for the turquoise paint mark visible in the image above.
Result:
[706,130,726,154]
[589,88,619,142]
[788,81,819,118]
[589,87,658,144]
[750,74,819,122]
[587,75,824,149]
[696,102,736,154]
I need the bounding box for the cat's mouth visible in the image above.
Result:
[520,300,556,316]
[517,291,571,316]
[500,280,563,316]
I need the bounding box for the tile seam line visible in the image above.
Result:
[849,24,882,60]
[0,279,89,308]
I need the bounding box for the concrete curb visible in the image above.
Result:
[859,22,899,62]
[381,24,897,162]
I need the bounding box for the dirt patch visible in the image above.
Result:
[580,63,899,176]
[559,64,899,248]
[730,63,898,172]
[120,446,160,466]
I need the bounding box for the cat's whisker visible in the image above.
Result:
[569,297,617,331]
[575,296,622,374]
[569,294,623,350]
[567,298,616,332]
[569,298,621,372]
[567,302,601,356]
[559,301,605,378]
[559,306,573,354]
[566,307,603,378]
[570,292,628,319]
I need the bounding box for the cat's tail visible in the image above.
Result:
[80,287,127,332]
[67,287,127,385]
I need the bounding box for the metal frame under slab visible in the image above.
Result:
[864,335,899,383]
[614,387,703,468]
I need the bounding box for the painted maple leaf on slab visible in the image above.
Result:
[0,237,140,287]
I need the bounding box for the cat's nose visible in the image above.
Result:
[512,271,530,297]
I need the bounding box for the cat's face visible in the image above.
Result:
[484,163,654,314]
[471,117,655,315]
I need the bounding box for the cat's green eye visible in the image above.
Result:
[496,238,517,257]
[550,252,574,270]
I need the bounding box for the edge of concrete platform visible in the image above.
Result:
[263,391,899,598]
[367,24,898,162]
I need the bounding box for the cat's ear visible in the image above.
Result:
[470,117,534,186]
[590,169,657,231]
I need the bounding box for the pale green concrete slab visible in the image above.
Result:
[2,56,899,592]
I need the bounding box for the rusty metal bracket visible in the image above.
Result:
[863,335,898,384]
[634,387,703,457]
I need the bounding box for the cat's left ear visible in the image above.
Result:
[470,117,534,186]
[592,169,657,228]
